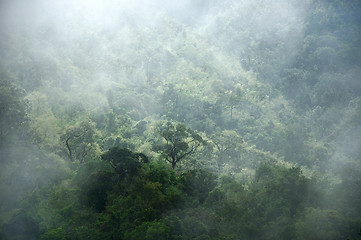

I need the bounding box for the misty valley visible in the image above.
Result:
[0,0,361,239]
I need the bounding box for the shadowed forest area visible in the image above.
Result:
[0,0,361,239]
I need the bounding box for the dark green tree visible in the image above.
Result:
[101,147,148,179]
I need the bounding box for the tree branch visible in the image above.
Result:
[65,137,73,162]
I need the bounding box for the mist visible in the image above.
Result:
[1,0,361,239]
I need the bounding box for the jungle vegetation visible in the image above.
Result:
[0,0,361,239]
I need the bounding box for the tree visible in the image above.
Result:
[101,147,148,179]
[254,164,308,221]
[80,171,115,212]
[60,120,100,163]
[180,169,217,204]
[210,130,243,170]
[225,88,243,119]
[2,210,39,240]
[153,121,206,169]
[295,207,343,240]
[0,77,28,146]
[124,221,171,240]
[26,92,60,151]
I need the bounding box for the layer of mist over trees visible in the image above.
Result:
[0,0,361,239]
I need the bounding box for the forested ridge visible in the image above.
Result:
[0,0,360,239]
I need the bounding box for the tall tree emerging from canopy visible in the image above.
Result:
[154,121,206,169]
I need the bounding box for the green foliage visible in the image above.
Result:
[210,130,243,170]
[0,0,360,239]
[124,221,171,240]
[101,147,147,179]
[153,121,207,169]
[79,171,114,211]
[0,77,28,146]
[2,210,39,240]
[254,164,308,218]
[295,208,344,240]
[40,227,67,240]
[60,120,101,163]
[181,169,217,205]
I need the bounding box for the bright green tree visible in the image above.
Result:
[153,121,206,169]
[60,120,100,163]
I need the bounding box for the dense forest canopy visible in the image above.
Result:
[0,0,360,239]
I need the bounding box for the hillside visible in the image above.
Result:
[0,0,360,239]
